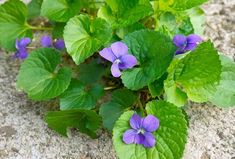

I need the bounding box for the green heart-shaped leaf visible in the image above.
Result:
[16,48,71,100]
[0,0,32,51]
[174,41,222,102]
[64,14,112,65]
[121,30,176,90]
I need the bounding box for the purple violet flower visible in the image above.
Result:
[123,113,160,148]
[41,36,65,50]
[173,34,203,55]
[54,39,65,50]
[14,37,31,60]
[15,38,31,50]
[99,42,137,77]
[41,35,53,47]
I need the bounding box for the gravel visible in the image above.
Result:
[0,0,235,159]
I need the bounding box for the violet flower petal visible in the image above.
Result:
[123,129,138,144]
[142,132,156,148]
[111,42,128,58]
[54,39,65,50]
[14,49,28,60]
[119,54,137,70]
[173,35,187,48]
[99,47,116,62]
[111,62,121,77]
[175,48,186,55]
[142,115,159,132]
[16,38,31,49]
[184,43,198,51]
[18,51,28,59]
[187,34,202,44]
[19,38,31,47]
[135,134,145,145]
[130,114,142,130]
[41,35,53,47]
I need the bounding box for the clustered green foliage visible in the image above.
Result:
[1,0,235,159]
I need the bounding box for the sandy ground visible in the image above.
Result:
[0,0,235,159]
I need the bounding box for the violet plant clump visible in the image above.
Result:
[1,0,235,159]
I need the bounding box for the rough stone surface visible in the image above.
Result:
[0,0,235,159]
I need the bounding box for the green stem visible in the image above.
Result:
[104,86,118,91]
[28,25,53,31]
[137,96,145,116]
